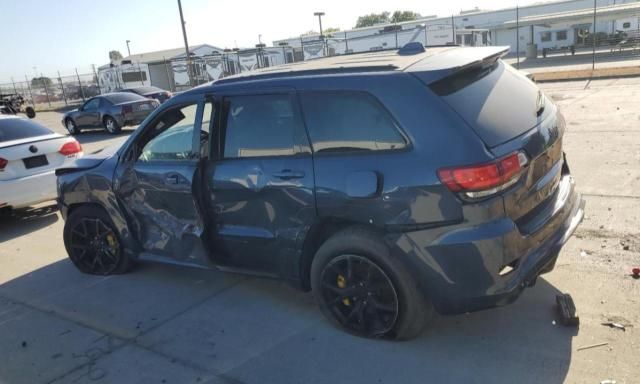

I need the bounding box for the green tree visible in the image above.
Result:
[31,76,53,88]
[323,27,340,38]
[109,50,124,62]
[355,12,390,28]
[391,11,421,23]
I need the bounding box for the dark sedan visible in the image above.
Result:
[62,93,159,135]
[118,86,172,104]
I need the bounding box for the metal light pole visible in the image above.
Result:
[126,40,131,57]
[516,5,520,69]
[314,12,325,56]
[278,42,289,63]
[451,15,456,44]
[177,0,193,87]
[592,0,597,71]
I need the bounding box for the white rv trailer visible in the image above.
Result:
[97,63,151,93]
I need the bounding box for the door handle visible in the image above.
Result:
[272,170,305,180]
[164,174,180,184]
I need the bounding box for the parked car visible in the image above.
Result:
[0,115,82,211]
[61,93,159,135]
[118,86,172,104]
[57,45,585,340]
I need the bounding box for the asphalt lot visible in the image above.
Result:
[1,78,639,384]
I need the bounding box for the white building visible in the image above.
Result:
[273,0,640,57]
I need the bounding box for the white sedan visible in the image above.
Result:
[0,115,83,210]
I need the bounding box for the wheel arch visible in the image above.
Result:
[297,218,384,291]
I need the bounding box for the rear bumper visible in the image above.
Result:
[394,175,585,315]
[0,170,57,209]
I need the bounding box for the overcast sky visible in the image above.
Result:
[0,0,529,82]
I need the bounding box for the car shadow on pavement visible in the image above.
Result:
[0,203,59,243]
[0,255,576,384]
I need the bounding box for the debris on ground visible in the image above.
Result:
[577,342,608,351]
[601,322,626,331]
[600,380,616,384]
[556,293,579,326]
[632,267,640,279]
[580,250,588,257]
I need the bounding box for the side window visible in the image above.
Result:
[222,94,297,158]
[200,101,213,158]
[138,103,200,162]
[299,92,406,153]
[83,98,100,111]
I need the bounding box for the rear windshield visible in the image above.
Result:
[432,60,543,147]
[129,86,163,95]
[104,93,146,104]
[0,118,53,143]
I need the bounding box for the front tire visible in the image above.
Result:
[63,206,133,275]
[311,227,433,340]
[103,116,121,134]
[65,118,80,135]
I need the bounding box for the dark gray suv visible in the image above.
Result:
[56,44,585,340]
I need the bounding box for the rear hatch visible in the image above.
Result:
[413,48,566,232]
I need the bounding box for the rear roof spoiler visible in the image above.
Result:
[407,46,510,84]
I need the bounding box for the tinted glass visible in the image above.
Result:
[139,104,198,161]
[83,98,100,110]
[299,92,406,153]
[200,102,214,158]
[223,94,297,158]
[104,93,146,104]
[0,118,53,143]
[122,71,148,82]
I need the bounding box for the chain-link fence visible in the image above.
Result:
[508,1,640,74]
[3,1,638,110]
[1,69,101,112]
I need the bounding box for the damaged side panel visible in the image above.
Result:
[114,161,210,267]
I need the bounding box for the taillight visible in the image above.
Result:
[122,105,133,114]
[59,140,82,156]
[0,157,7,170]
[438,151,528,199]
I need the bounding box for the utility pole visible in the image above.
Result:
[177,0,193,87]
[314,12,325,56]
[451,15,456,44]
[592,0,597,71]
[126,40,131,57]
[516,5,520,69]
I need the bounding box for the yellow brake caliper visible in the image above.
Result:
[106,233,117,253]
[337,274,350,306]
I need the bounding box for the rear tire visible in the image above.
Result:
[63,206,133,275]
[25,106,36,118]
[65,118,80,135]
[311,227,433,340]
[103,116,121,134]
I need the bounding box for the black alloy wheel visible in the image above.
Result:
[319,254,399,337]
[67,217,121,275]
